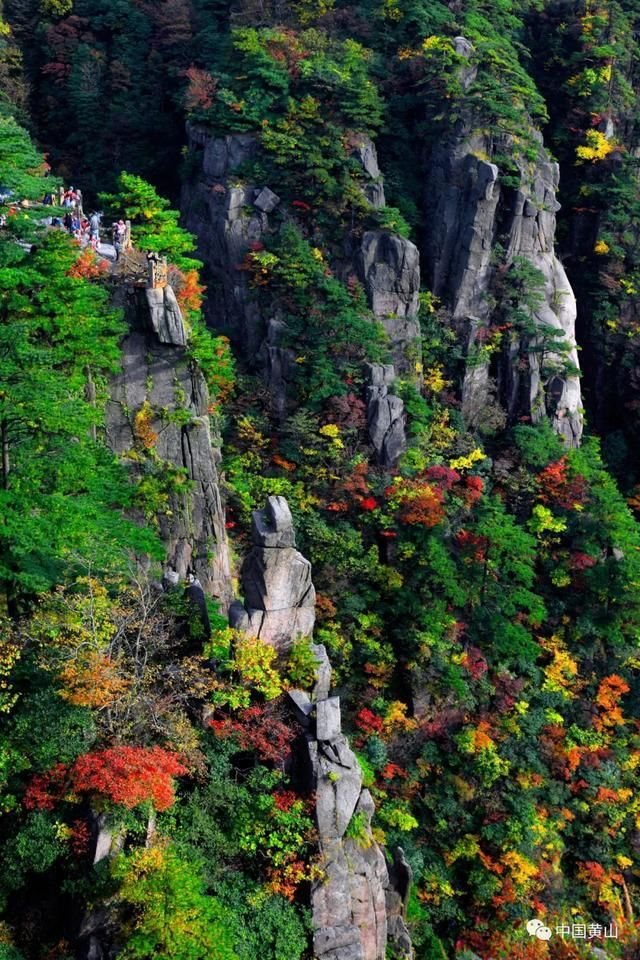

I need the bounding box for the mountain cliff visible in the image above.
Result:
[3,3,640,960]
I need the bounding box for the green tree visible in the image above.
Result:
[99,172,200,271]
[113,845,238,960]
[0,121,159,613]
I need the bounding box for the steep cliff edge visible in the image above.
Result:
[181,127,415,466]
[423,42,583,446]
[106,281,232,605]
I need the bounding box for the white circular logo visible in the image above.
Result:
[526,919,543,936]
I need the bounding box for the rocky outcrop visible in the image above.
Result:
[365,363,406,467]
[355,230,421,378]
[182,127,420,413]
[229,498,412,958]
[348,135,386,209]
[258,316,296,422]
[305,646,413,960]
[181,126,269,356]
[145,285,187,347]
[423,40,582,445]
[106,284,232,605]
[229,496,315,649]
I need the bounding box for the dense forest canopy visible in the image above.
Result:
[2,1,640,959]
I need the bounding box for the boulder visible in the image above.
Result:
[254,186,280,213]
[367,394,407,467]
[312,643,332,701]
[356,231,421,376]
[357,231,420,319]
[251,495,296,548]
[317,696,342,742]
[365,364,407,467]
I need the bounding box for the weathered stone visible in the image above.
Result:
[311,643,332,701]
[316,735,362,838]
[349,136,386,209]
[364,364,407,467]
[317,696,342,742]
[200,131,258,178]
[312,835,387,960]
[355,789,375,827]
[306,640,408,959]
[106,289,232,606]
[231,496,315,649]
[184,575,211,640]
[93,817,113,865]
[357,231,420,319]
[254,186,280,212]
[367,393,407,467]
[424,116,583,445]
[251,495,296,548]
[452,36,478,90]
[355,230,421,376]
[181,130,268,354]
[364,362,396,390]
[242,546,314,612]
[144,285,187,347]
[259,317,296,420]
[288,689,314,724]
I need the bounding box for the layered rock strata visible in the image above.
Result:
[106,284,232,604]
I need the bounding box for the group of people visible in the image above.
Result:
[53,209,102,250]
[48,185,129,259]
[1,179,129,260]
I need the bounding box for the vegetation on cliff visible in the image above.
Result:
[3,1,640,959]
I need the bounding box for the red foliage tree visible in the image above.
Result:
[398,481,445,527]
[184,67,218,111]
[208,702,300,766]
[355,707,384,736]
[69,746,187,811]
[24,763,68,811]
[537,456,588,509]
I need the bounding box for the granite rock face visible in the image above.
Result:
[228,503,413,959]
[364,363,406,467]
[356,230,421,378]
[145,285,187,347]
[423,48,582,445]
[105,285,232,605]
[348,135,386,209]
[181,126,268,356]
[181,127,420,415]
[229,496,315,649]
[308,645,413,960]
